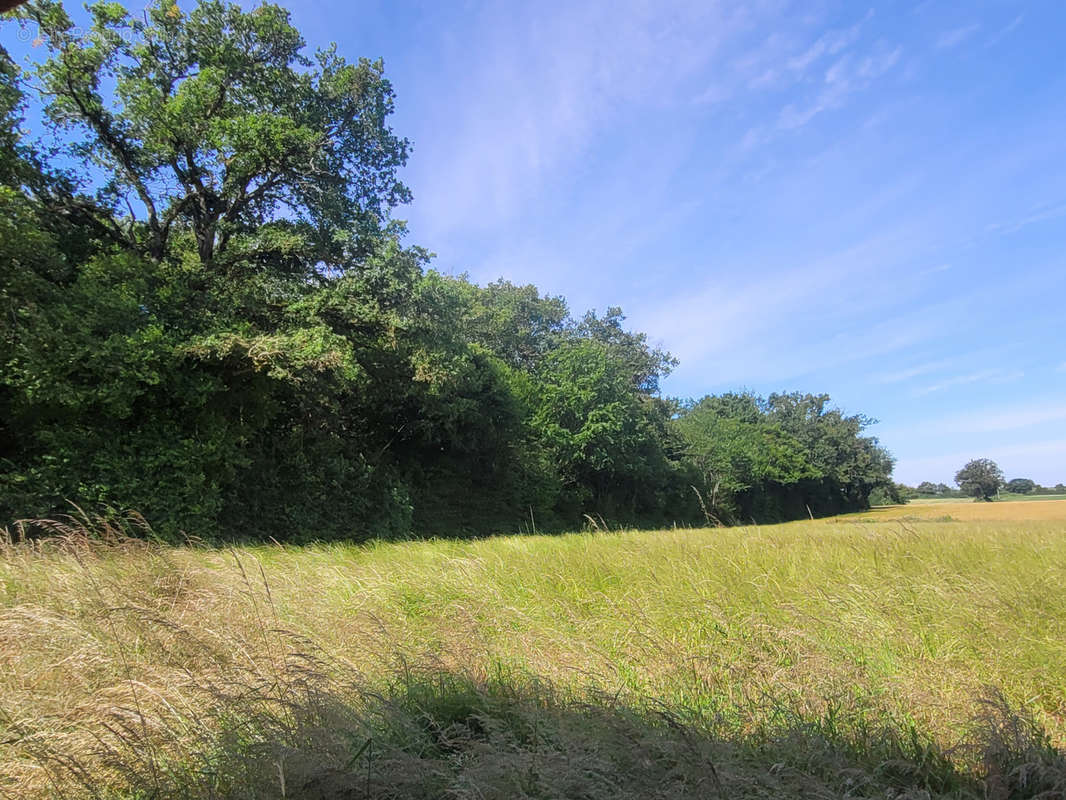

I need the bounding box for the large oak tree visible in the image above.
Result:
[25,0,410,269]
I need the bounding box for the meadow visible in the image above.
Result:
[2,502,1065,798]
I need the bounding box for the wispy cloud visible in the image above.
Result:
[632,224,961,388]
[874,358,960,384]
[986,14,1023,47]
[404,0,755,241]
[936,23,980,50]
[786,12,871,73]
[405,2,900,243]
[918,263,952,276]
[777,43,902,131]
[912,368,1023,397]
[986,201,1066,235]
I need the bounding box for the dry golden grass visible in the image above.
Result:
[2,509,1065,798]
[850,499,1066,523]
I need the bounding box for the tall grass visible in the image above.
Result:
[2,511,1065,798]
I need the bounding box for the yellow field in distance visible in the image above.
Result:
[847,498,1066,522]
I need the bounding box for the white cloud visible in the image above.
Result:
[918,262,952,276]
[787,14,869,73]
[986,201,1066,236]
[912,368,1023,397]
[405,3,895,241]
[936,23,980,50]
[857,45,902,79]
[691,82,731,107]
[874,358,960,384]
[632,226,958,389]
[404,0,753,241]
[825,54,853,86]
[776,42,901,131]
[986,14,1023,47]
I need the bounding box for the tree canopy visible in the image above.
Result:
[1005,478,1035,495]
[955,459,1005,502]
[0,1,898,541]
[675,393,894,522]
[25,0,410,268]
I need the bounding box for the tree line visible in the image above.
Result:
[0,1,896,542]
[898,459,1064,503]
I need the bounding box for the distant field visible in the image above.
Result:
[3,508,1066,798]
[1002,493,1066,502]
[907,495,1066,506]
[860,498,1066,521]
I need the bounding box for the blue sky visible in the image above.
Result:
[6,1,1066,486]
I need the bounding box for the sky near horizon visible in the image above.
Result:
[6,1,1066,486]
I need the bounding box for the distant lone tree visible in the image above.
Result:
[955,459,1004,502]
[1006,478,1036,494]
[916,481,938,495]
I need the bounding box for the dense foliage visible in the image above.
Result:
[0,1,896,541]
[955,458,1005,502]
[675,392,895,521]
[1005,477,1036,495]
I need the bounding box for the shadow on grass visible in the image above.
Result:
[14,664,1066,800]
